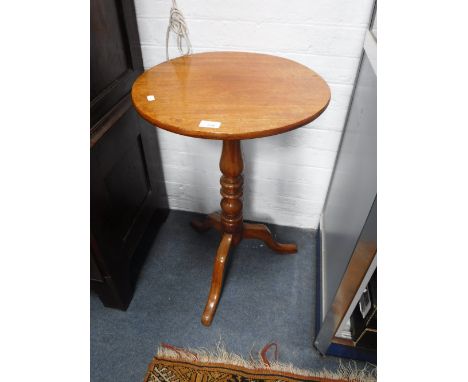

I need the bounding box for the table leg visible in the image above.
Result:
[191,212,222,233]
[201,233,233,326]
[243,222,297,254]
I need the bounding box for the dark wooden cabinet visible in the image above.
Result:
[91,0,168,309]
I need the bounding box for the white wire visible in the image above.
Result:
[166,0,192,60]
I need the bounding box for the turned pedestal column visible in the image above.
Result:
[219,141,244,243]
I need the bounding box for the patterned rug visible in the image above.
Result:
[144,343,376,382]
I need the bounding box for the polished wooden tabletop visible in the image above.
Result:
[131,52,330,140]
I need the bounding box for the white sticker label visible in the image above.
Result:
[147,95,155,101]
[199,120,221,128]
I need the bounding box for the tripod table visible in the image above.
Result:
[131,52,330,326]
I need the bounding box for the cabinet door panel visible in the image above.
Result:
[90,0,143,127]
[90,0,130,99]
[91,98,161,264]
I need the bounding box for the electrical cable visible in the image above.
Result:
[165,0,192,60]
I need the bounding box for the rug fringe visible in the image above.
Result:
[156,342,376,382]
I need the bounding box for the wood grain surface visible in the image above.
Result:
[131,52,330,140]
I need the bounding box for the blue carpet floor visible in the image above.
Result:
[91,210,369,381]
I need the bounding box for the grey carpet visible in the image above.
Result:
[91,210,368,381]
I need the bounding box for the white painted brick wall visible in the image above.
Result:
[134,0,374,228]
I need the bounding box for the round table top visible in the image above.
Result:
[131,52,330,140]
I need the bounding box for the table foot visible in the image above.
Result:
[191,212,222,233]
[201,233,233,326]
[243,223,297,254]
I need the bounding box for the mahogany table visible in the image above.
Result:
[131,52,330,326]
